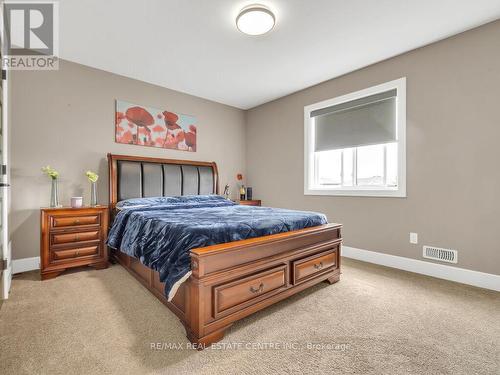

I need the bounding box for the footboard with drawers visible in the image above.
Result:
[108,153,342,348]
[112,222,342,347]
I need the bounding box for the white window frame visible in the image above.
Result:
[304,77,406,197]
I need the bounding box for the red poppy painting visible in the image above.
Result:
[115,100,197,152]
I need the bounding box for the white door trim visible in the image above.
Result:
[2,241,12,297]
[342,246,500,292]
[1,57,10,299]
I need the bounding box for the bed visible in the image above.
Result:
[107,153,342,348]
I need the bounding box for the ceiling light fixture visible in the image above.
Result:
[236,4,275,36]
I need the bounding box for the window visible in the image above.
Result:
[304,78,406,197]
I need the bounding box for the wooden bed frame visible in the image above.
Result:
[108,154,342,348]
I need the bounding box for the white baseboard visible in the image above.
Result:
[342,246,500,292]
[11,249,499,292]
[12,256,40,274]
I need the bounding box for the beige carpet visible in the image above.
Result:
[1,258,498,375]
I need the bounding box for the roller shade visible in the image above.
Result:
[312,89,397,152]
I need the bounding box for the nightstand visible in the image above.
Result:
[238,200,261,206]
[40,206,109,280]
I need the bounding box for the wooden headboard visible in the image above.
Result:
[107,154,219,210]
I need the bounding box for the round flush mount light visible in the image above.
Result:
[236,4,275,35]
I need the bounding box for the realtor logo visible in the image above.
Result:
[1,1,59,70]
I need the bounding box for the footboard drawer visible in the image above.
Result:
[213,265,288,318]
[292,248,337,284]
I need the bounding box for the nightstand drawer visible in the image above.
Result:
[51,230,100,245]
[52,245,100,261]
[51,215,100,228]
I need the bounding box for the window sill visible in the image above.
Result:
[304,187,406,198]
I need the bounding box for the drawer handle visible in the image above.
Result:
[249,283,264,294]
[74,234,80,241]
[75,250,80,256]
[313,261,323,270]
[73,219,81,225]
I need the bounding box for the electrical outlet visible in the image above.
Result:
[409,232,418,244]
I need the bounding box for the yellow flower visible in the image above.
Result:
[41,166,59,179]
[86,171,99,183]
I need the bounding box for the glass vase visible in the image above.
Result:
[90,182,97,206]
[50,179,59,208]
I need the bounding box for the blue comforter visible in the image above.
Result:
[107,195,327,300]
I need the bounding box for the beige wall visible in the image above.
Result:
[10,60,246,260]
[246,21,500,275]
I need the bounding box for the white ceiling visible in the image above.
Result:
[60,0,500,109]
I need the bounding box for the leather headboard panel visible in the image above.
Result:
[199,166,214,195]
[181,166,199,196]
[163,164,182,196]
[117,161,142,201]
[116,160,215,202]
[142,163,163,198]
